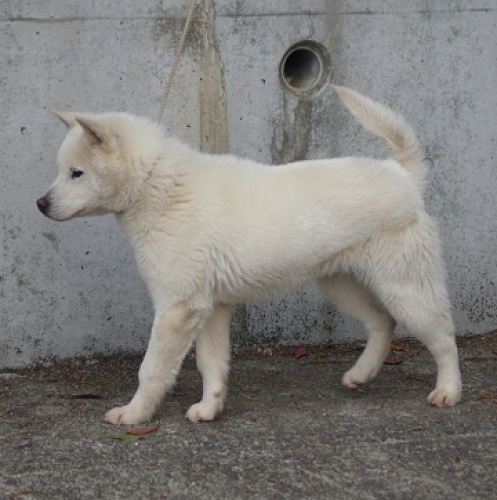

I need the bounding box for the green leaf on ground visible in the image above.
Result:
[110,433,144,442]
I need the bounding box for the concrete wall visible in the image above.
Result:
[1,0,496,367]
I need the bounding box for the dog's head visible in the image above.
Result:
[37,112,158,221]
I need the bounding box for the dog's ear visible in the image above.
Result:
[52,110,79,128]
[53,111,115,148]
[74,117,110,147]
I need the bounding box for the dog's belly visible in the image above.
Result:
[209,244,343,305]
[214,273,316,304]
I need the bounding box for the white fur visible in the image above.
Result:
[38,86,461,425]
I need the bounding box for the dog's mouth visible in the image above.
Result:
[36,196,87,221]
[52,207,87,222]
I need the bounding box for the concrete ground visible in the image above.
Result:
[1,333,497,499]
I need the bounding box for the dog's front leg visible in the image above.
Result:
[105,303,208,425]
[186,304,231,423]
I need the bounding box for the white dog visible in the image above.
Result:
[37,86,461,425]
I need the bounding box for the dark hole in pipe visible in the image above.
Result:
[280,41,331,97]
[282,48,322,90]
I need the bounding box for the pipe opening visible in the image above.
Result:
[280,41,331,97]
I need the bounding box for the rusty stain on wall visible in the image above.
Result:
[159,0,227,154]
[271,94,312,165]
[199,0,228,154]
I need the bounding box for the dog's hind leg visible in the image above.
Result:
[367,218,462,406]
[374,281,461,406]
[105,303,210,425]
[318,274,396,388]
[186,304,231,423]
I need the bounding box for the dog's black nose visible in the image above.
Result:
[36,196,48,214]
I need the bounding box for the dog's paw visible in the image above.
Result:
[428,384,462,407]
[185,400,223,423]
[342,365,378,389]
[104,404,152,426]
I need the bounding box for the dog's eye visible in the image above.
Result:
[71,169,84,179]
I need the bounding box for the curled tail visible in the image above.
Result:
[333,85,425,191]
